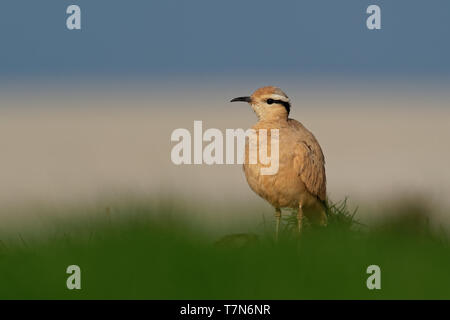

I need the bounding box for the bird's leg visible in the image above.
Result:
[274,208,281,242]
[297,204,304,235]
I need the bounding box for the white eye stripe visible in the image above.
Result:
[268,94,290,102]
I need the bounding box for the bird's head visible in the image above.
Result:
[230,86,290,121]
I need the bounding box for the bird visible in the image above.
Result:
[230,86,327,240]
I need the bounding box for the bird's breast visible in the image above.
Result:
[243,130,307,208]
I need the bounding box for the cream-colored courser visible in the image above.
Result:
[231,86,327,239]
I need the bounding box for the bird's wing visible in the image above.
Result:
[291,126,327,202]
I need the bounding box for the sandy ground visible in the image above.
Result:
[0,87,449,226]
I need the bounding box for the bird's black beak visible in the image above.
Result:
[230,96,252,103]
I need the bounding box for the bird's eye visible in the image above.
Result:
[266,99,274,105]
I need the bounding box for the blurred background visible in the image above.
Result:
[1,0,449,227]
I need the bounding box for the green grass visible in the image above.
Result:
[0,200,449,299]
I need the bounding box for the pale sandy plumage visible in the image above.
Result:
[231,86,327,238]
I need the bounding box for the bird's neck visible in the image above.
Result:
[258,113,289,124]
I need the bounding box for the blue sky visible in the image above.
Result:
[0,0,449,77]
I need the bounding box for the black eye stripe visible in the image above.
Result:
[266,99,291,114]
[266,99,286,105]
